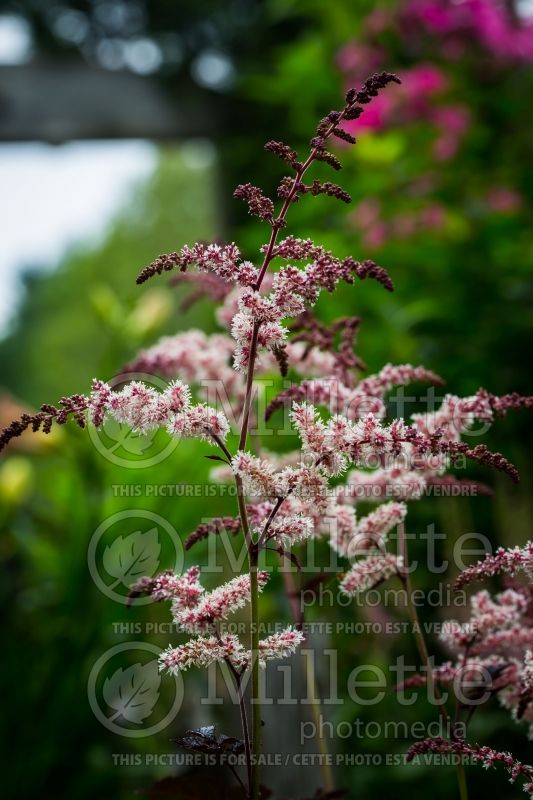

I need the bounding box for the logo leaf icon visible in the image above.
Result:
[103,661,161,724]
[103,529,161,588]
[102,417,155,455]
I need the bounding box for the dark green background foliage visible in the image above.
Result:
[1,1,532,798]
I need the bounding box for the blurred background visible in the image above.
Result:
[1,1,532,798]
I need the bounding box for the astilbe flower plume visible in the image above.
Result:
[410,565,533,746]
[2,70,533,800]
[456,543,533,589]
[173,571,270,634]
[340,553,403,596]
[407,738,533,796]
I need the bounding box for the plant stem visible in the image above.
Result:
[239,321,260,451]
[235,671,253,794]
[214,622,253,795]
[397,523,449,725]
[397,522,468,800]
[281,568,335,793]
[456,756,469,800]
[231,116,353,798]
[249,544,261,800]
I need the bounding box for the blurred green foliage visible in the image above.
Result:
[1,1,532,799]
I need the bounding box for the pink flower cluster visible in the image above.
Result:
[411,389,511,442]
[407,737,533,796]
[406,0,533,63]
[267,363,443,421]
[172,571,270,634]
[230,236,392,371]
[338,59,470,162]
[290,401,437,473]
[340,552,403,596]
[160,633,246,673]
[256,627,306,667]
[149,566,204,605]
[264,515,314,547]
[456,543,533,589]
[88,378,230,441]
[425,582,533,737]
[343,466,427,501]
[122,330,242,399]
[129,566,305,674]
[159,626,305,674]
[329,500,407,558]
[136,242,258,287]
[441,589,529,652]
[231,449,330,506]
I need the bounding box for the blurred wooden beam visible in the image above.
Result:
[0,62,218,142]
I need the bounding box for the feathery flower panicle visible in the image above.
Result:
[153,566,204,605]
[266,359,443,422]
[305,179,352,204]
[357,363,444,397]
[264,140,300,169]
[340,553,403,596]
[159,633,247,674]
[0,393,89,451]
[234,183,275,223]
[89,378,231,442]
[440,589,529,652]
[160,627,305,675]
[396,661,462,691]
[291,400,522,481]
[456,542,533,589]
[128,566,204,606]
[184,517,241,551]
[173,572,270,633]
[231,310,287,372]
[269,239,395,296]
[280,465,331,507]
[521,651,533,694]
[327,503,357,556]
[411,389,533,443]
[264,515,314,546]
[343,466,427,502]
[95,380,168,433]
[166,403,230,442]
[256,627,305,667]
[280,178,352,205]
[348,501,407,555]
[4,70,533,797]
[328,501,406,557]
[231,451,282,498]
[121,330,239,391]
[290,402,329,456]
[136,242,245,286]
[406,738,533,796]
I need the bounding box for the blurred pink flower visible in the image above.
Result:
[364,7,394,35]
[487,187,523,213]
[351,197,382,228]
[406,0,533,62]
[432,104,471,133]
[342,63,446,133]
[420,203,446,228]
[336,42,384,74]
[431,104,471,161]
[364,222,389,249]
[393,213,418,238]
[404,63,447,95]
